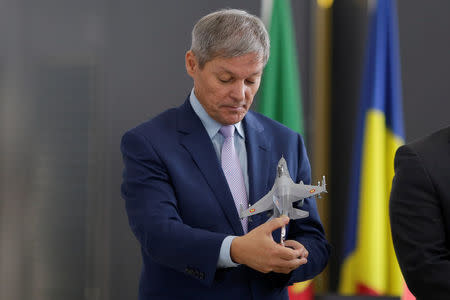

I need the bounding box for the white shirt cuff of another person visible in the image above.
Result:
[217,236,239,268]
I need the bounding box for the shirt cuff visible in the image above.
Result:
[217,235,239,268]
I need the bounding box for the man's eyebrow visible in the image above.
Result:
[248,70,263,76]
[215,67,262,76]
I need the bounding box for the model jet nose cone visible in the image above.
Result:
[277,156,288,177]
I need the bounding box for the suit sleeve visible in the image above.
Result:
[121,130,227,286]
[390,145,450,299]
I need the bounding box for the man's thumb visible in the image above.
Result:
[264,216,289,233]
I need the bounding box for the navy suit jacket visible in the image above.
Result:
[121,98,330,300]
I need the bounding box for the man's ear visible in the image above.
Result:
[185,50,197,77]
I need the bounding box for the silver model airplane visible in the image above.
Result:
[239,156,326,244]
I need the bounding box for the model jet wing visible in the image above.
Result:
[290,176,327,200]
[239,187,275,219]
[239,155,327,224]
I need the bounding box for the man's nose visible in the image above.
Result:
[230,80,246,101]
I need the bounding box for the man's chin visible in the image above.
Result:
[221,113,246,125]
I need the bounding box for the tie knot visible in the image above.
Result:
[220,125,235,138]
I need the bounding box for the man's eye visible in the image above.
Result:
[246,79,255,84]
[219,78,232,83]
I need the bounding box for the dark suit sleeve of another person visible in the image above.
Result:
[390,143,450,299]
[121,129,227,287]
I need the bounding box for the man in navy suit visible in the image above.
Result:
[121,9,330,300]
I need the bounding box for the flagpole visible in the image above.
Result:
[311,0,334,293]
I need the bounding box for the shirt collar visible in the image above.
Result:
[189,89,245,140]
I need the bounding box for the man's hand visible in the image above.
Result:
[230,216,308,274]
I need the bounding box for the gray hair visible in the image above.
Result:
[190,9,270,68]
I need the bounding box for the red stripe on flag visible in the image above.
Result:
[402,282,416,300]
[356,283,380,296]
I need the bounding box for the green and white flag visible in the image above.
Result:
[259,0,304,135]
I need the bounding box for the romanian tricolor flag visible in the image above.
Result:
[339,0,405,296]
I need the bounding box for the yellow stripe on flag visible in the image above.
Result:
[291,280,312,293]
[339,252,357,294]
[340,110,403,295]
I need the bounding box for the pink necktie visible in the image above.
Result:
[220,125,248,233]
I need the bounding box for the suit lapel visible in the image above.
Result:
[243,112,271,229]
[176,99,244,235]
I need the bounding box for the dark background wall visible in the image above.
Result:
[0,0,448,299]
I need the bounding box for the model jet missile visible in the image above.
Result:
[239,156,326,244]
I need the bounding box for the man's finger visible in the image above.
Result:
[302,248,309,258]
[284,240,308,258]
[272,257,307,273]
[273,258,302,271]
[262,216,289,234]
[277,244,302,260]
[283,240,302,249]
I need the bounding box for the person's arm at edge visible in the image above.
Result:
[390,145,450,299]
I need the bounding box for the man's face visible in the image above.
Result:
[186,51,263,125]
